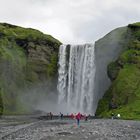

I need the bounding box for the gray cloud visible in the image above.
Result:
[0,0,140,43]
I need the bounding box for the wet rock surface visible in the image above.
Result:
[0,116,140,140]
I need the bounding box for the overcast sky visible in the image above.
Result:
[0,0,140,44]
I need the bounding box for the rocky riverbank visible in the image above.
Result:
[0,116,140,140]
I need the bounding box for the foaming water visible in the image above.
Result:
[57,44,96,114]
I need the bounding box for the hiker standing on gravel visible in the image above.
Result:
[60,112,63,120]
[111,113,114,119]
[76,112,81,126]
[50,112,53,120]
[70,113,74,119]
[85,114,88,121]
[117,114,121,119]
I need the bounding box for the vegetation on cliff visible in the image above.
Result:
[0,23,61,115]
[96,22,140,120]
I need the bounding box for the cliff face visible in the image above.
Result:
[0,23,61,115]
[96,22,140,120]
[93,26,128,112]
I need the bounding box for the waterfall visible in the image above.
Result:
[57,44,96,114]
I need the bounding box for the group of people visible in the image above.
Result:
[68,112,90,126]
[48,112,90,126]
[48,112,121,125]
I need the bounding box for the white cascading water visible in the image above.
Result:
[57,44,96,114]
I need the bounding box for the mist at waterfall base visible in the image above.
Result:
[18,81,74,115]
[57,44,96,115]
[19,81,61,114]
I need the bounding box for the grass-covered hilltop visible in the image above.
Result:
[0,23,61,115]
[96,22,140,120]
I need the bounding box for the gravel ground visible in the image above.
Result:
[0,116,140,140]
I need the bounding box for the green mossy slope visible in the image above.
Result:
[96,22,140,120]
[0,23,61,115]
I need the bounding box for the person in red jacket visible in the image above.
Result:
[70,113,75,119]
[76,112,81,126]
